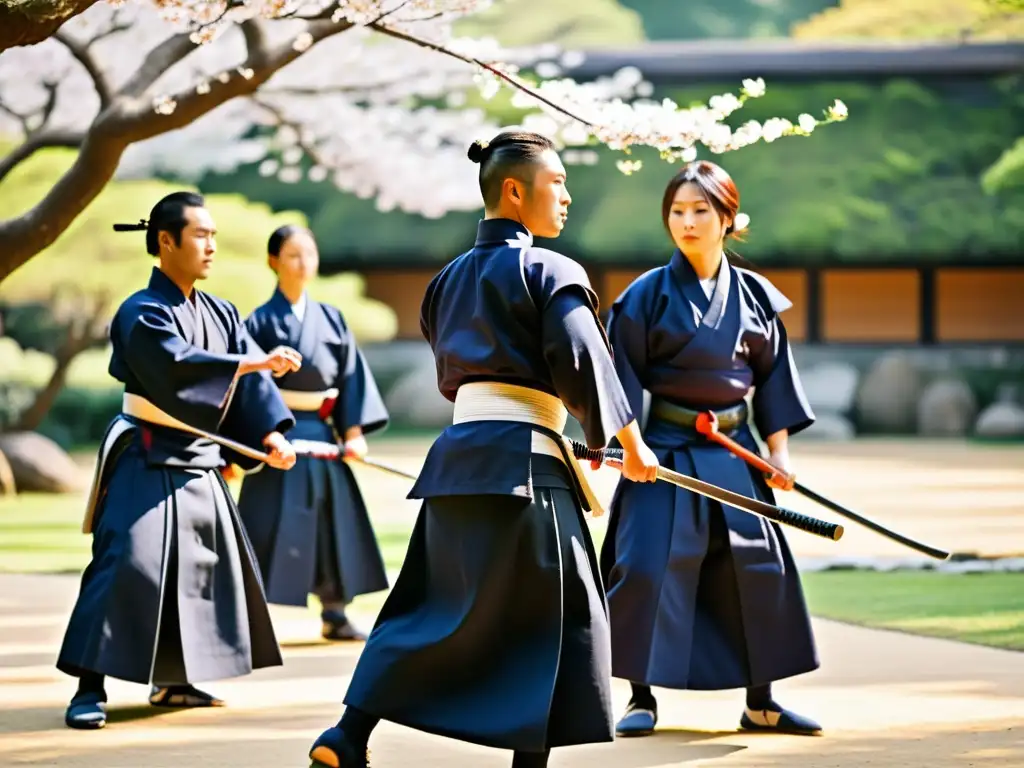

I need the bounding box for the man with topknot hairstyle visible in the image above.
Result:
[58,191,303,730]
[307,130,661,768]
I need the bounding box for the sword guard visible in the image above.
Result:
[568,441,623,464]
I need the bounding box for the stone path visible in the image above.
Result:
[1,570,1023,767]
[1,438,1021,766]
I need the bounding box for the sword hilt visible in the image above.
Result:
[772,505,845,541]
[569,442,624,463]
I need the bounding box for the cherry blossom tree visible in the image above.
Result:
[0,0,847,286]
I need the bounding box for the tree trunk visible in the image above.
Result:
[0,0,101,53]
[0,449,16,495]
[11,351,72,432]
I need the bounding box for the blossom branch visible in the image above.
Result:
[117,18,354,134]
[366,21,596,127]
[250,94,354,174]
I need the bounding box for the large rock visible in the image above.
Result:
[0,431,87,493]
[792,413,856,441]
[799,362,860,415]
[385,363,454,429]
[854,352,924,434]
[974,401,1024,439]
[917,378,978,437]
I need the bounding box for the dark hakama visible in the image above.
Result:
[57,268,294,686]
[339,219,634,752]
[599,251,819,691]
[237,290,389,608]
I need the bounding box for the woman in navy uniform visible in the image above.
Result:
[238,226,390,641]
[601,161,822,738]
[306,130,660,768]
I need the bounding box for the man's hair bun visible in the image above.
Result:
[467,139,489,163]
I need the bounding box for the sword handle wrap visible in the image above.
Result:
[773,506,844,541]
[567,440,843,542]
[569,442,624,463]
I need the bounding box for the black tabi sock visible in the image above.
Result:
[746,683,777,711]
[336,706,379,750]
[76,671,105,697]
[321,602,349,621]
[511,749,550,768]
[629,682,657,711]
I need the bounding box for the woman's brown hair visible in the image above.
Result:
[660,160,756,269]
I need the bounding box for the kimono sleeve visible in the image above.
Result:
[604,287,649,425]
[540,286,633,449]
[243,311,268,356]
[330,309,389,436]
[745,276,814,438]
[218,309,296,470]
[118,301,244,433]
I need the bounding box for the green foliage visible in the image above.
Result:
[200,76,1024,266]
[0,146,397,342]
[455,0,646,46]
[34,386,121,449]
[792,0,1024,40]
[618,0,839,40]
[982,136,1024,194]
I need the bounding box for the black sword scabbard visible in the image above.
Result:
[569,440,843,542]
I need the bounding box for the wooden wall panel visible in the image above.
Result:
[759,269,808,342]
[821,269,920,342]
[936,268,1024,342]
[363,271,433,340]
[601,269,646,310]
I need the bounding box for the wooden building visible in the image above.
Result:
[356,39,1024,344]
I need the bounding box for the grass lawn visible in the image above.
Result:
[801,570,1024,652]
[2,490,1022,652]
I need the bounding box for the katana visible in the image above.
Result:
[567,439,844,542]
[148,420,417,482]
[288,439,419,481]
[694,412,949,560]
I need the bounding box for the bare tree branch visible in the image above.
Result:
[12,289,111,432]
[0,79,80,183]
[118,32,200,99]
[0,130,85,183]
[53,29,117,107]
[0,101,31,133]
